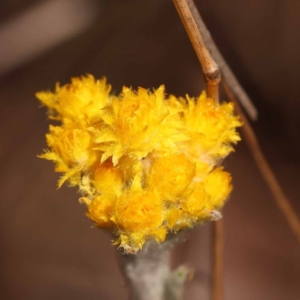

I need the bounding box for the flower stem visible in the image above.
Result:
[118,236,188,300]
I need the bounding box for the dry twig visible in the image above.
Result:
[212,220,224,300]
[223,81,300,244]
[173,1,300,300]
[182,0,258,121]
[172,1,224,299]
[179,0,300,246]
[173,0,220,103]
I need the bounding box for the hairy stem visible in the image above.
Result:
[119,236,187,300]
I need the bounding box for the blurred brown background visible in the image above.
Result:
[0,0,299,299]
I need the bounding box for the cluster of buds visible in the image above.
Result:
[37,75,241,253]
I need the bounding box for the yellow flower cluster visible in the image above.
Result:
[37,75,241,253]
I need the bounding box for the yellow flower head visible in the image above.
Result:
[38,75,241,252]
[36,75,111,123]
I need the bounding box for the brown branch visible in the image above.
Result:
[180,0,258,121]
[223,81,300,245]
[172,1,223,299]
[173,2,300,300]
[212,220,224,300]
[173,0,220,102]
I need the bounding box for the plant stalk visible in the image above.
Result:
[118,236,188,300]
